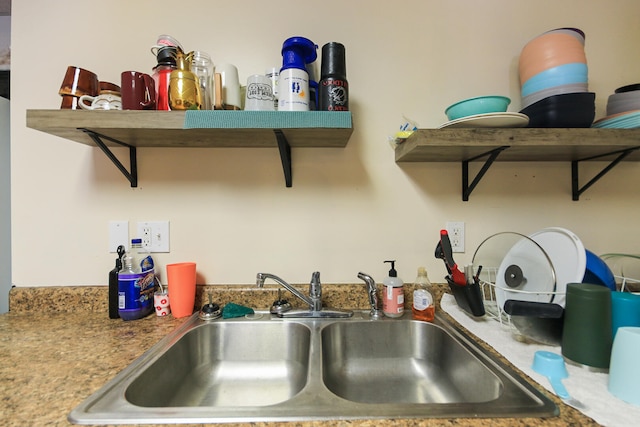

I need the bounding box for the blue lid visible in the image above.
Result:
[281,36,317,71]
[131,238,142,244]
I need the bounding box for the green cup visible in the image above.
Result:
[561,283,613,369]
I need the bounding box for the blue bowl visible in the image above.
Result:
[583,249,616,290]
[521,63,588,97]
[445,95,511,121]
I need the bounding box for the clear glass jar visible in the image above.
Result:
[191,51,214,110]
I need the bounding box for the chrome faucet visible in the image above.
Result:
[256,272,321,311]
[256,272,352,318]
[357,272,384,319]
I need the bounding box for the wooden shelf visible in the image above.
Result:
[394,128,640,200]
[26,109,353,187]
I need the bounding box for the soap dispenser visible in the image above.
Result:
[382,260,404,318]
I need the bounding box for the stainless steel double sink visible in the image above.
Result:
[69,311,558,424]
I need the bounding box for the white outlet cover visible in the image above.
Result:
[136,221,170,253]
[108,221,129,252]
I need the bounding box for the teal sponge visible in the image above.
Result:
[222,302,255,319]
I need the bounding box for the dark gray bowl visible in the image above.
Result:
[520,92,595,127]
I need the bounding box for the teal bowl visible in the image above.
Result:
[445,96,511,120]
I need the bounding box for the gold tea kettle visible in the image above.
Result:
[168,49,201,110]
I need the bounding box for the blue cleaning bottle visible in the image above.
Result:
[117,239,155,320]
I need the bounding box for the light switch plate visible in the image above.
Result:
[108,221,129,252]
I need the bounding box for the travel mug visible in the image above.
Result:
[166,262,196,318]
[561,283,613,369]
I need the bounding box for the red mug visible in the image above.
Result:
[121,71,156,110]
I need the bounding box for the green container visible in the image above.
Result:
[561,283,612,369]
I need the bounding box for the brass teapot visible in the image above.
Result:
[168,49,201,110]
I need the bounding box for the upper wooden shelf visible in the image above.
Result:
[26,109,353,148]
[394,128,640,162]
[393,128,640,201]
[25,109,353,188]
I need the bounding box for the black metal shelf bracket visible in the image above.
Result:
[274,129,292,187]
[462,146,510,201]
[571,146,640,201]
[80,128,138,187]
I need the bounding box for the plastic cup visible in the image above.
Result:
[611,291,640,339]
[561,283,613,369]
[166,262,196,318]
[608,326,640,405]
[154,291,170,317]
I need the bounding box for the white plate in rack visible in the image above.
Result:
[438,112,529,129]
[528,227,586,308]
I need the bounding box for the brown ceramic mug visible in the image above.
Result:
[58,66,99,97]
[121,71,156,110]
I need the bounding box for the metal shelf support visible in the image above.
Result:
[462,146,509,201]
[80,128,296,189]
[571,146,640,201]
[80,128,138,187]
[274,129,292,187]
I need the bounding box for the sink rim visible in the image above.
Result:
[69,311,558,425]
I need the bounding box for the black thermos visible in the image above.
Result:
[318,42,348,111]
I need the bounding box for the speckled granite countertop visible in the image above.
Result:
[1,284,600,427]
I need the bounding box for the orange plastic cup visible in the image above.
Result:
[166,262,197,318]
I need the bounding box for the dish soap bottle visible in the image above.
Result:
[412,267,435,322]
[382,260,404,318]
[118,239,156,321]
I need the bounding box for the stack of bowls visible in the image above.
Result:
[593,83,640,128]
[606,84,640,116]
[518,28,595,127]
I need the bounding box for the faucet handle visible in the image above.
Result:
[309,271,322,298]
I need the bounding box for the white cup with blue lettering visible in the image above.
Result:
[278,68,310,111]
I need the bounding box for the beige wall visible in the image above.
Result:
[10,0,640,287]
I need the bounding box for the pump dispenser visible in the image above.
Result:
[382,260,404,318]
[278,36,317,111]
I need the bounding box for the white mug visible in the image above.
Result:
[79,92,122,110]
[244,75,274,111]
[214,63,241,110]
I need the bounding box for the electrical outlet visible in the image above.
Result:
[136,221,170,253]
[108,221,129,252]
[446,221,465,253]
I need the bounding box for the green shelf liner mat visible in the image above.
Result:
[184,111,352,129]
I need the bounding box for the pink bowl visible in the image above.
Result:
[519,33,586,83]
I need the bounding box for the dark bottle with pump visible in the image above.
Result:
[318,42,349,111]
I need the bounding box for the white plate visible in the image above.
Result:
[528,227,586,308]
[495,235,557,312]
[438,112,530,129]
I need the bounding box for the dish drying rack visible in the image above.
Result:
[477,266,565,326]
[475,265,640,327]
